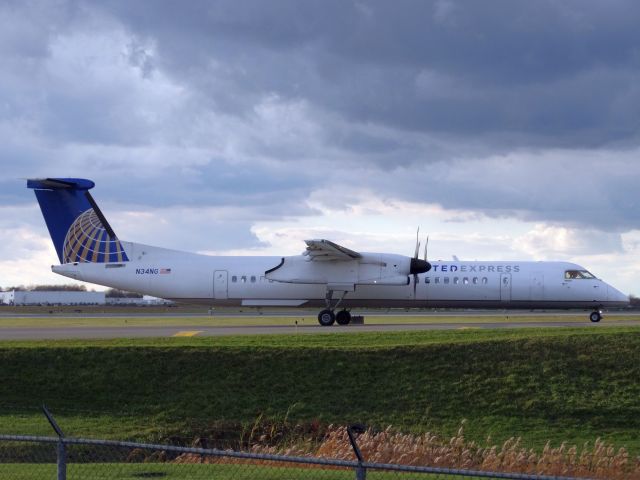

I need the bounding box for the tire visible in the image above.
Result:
[589,311,602,323]
[336,310,351,325]
[318,309,336,326]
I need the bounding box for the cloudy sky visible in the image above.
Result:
[1,0,639,295]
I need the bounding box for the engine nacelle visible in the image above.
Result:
[265,252,422,286]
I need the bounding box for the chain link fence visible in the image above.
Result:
[2,408,638,480]
[0,433,602,480]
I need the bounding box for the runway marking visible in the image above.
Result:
[173,330,204,337]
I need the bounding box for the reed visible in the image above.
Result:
[174,423,640,479]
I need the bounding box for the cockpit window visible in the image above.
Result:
[565,270,596,280]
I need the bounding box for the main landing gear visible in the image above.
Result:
[317,309,352,326]
[336,309,352,325]
[317,289,352,326]
[589,311,603,323]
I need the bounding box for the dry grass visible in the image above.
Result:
[172,423,640,479]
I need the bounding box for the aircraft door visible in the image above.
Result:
[530,272,544,301]
[500,274,512,302]
[213,270,228,300]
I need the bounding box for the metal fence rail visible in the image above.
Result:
[0,433,599,480]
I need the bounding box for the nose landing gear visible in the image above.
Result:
[589,311,602,323]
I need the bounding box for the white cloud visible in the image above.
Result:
[515,225,623,258]
[0,206,91,288]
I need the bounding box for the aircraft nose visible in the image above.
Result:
[607,285,630,306]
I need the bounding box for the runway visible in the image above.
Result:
[1,310,636,318]
[1,319,639,340]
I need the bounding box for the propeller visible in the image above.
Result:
[423,235,429,262]
[410,228,431,296]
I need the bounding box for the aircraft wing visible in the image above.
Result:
[303,239,362,261]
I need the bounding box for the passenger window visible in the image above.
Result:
[435,277,440,284]
[241,276,247,283]
[231,276,237,282]
[472,277,478,285]
[503,277,509,285]
[250,276,256,283]
[453,277,459,285]
[482,277,488,284]
[463,277,469,285]
[444,277,449,284]
[425,277,430,284]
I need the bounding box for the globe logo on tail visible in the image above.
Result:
[62,209,129,263]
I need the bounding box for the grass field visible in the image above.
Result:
[0,462,357,480]
[1,326,640,455]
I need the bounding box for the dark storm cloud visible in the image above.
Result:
[370,155,640,231]
[1,0,640,236]
[98,0,640,143]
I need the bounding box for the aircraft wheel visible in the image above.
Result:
[336,310,351,325]
[589,311,602,323]
[318,309,336,326]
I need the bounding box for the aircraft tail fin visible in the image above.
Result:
[27,178,129,264]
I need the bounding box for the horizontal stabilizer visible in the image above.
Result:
[27,178,95,190]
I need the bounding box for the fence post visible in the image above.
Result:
[42,405,67,480]
[57,440,67,480]
[347,424,366,480]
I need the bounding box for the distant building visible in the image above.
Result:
[105,295,173,305]
[142,295,174,305]
[0,291,15,305]
[0,290,173,306]
[9,290,106,306]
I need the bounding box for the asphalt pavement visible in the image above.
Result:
[1,319,638,340]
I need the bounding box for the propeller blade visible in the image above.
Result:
[423,236,429,261]
[414,227,420,258]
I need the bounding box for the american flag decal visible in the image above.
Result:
[160,268,171,274]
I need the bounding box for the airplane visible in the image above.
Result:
[27,177,629,325]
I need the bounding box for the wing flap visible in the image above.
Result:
[303,239,361,261]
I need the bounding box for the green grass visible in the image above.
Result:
[0,324,636,348]
[0,462,357,480]
[0,462,455,480]
[1,327,640,454]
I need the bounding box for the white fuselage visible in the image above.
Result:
[52,240,629,311]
